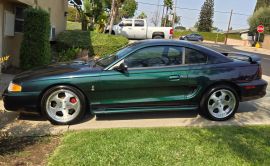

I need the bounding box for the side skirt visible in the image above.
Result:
[92,105,199,114]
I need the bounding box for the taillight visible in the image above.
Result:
[170,28,174,35]
[257,65,262,79]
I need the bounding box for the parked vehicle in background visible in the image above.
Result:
[106,19,173,39]
[180,33,204,42]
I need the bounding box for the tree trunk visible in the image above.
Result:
[161,5,165,27]
[109,0,116,34]
[164,7,169,27]
[81,14,88,31]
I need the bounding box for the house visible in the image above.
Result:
[224,29,251,40]
[0,0,68,72]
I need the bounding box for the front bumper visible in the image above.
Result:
[2,89,40,112]
[238,79,268,102]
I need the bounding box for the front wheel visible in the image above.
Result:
[41,86,86,125]
[200,85,239,121]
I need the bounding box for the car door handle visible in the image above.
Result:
[169,75,180,81]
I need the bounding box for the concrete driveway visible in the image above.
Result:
[0,74,269,137]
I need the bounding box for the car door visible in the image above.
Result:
[117,19,134,38]
[93,45,190,109]
[184,47,208,102]
[133,20,147,39]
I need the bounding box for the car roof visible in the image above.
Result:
[127,40,231,64]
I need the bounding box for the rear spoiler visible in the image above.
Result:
[222,52,261,64]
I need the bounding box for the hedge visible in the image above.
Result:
[20,8,51,70]
[56,31,129,60]
[173,30,242,42]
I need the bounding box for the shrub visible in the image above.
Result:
[56,48,81,62]
[56,31,129,61]
[20,8,51,70]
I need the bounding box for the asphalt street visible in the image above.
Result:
[196,43,270,76]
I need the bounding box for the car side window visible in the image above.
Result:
[167,47,183,65]
[122,20,132,27]
[125,46,183,68]
[135,20,144,27]
[185,48,207,64]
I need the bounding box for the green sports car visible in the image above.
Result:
[3,40,267,125]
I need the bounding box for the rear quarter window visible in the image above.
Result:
[185,48,207,64]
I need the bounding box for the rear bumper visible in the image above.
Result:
[2,89,40,113]
[238,79,268,102]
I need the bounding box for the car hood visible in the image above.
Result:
[13,60,103,83]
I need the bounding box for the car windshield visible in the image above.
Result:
[94,43,139,68]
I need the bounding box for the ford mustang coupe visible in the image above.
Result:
[3,40,267,125]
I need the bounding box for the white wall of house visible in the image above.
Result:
[0,3,4,73]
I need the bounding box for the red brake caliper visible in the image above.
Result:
[70,97,77,104]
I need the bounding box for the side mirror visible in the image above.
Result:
[114,62,128,73]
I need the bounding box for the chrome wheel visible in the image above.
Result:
[207,89,236,119]
[45,89,81,123]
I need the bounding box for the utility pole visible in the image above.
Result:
[109,0,116,35]
[172,0,177,28]
[224,9,233,45]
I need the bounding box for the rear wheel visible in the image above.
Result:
[200,85,239,121]
[41,86,86,125]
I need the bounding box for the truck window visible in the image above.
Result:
[122,20,132,27]
[135,20,144,27]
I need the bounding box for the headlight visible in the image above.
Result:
[8,82,22,92]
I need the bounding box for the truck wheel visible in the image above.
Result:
[153,36,163,39]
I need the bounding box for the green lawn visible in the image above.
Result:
[48,126,270,166]
[66,21,81,30]
[173,30,242,42]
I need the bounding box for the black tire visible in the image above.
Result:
[153,35,163,39]
[200,85,239,121]
[41,85,86,125]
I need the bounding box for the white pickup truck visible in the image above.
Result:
[106,19,173,40]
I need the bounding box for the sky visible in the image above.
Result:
[136,0,257,31]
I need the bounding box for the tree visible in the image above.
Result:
[84,0,103,30]
[67,6,80,22]
[163,0,173,27]
[161,13,179,27]
[198,0,214,32]
[68,0,87,30]
[108,0,138,34]
[119,0,138,18]
[137,12,147,19]
[254,0,270,12]
[249,7,270,34]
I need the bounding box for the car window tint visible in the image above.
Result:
[185,48,207,64]
[122,20,132,26]
[125,46,183,68]
[125,47,165,68]
[167,47,183,65]
[135,20,144,27]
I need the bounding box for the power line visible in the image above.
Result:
[137,1,251,17]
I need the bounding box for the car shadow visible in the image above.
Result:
[95,110,199,121]
[16,102,259,123]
